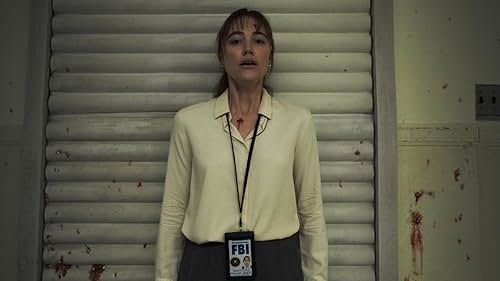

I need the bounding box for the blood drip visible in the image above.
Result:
[410,211,424,274]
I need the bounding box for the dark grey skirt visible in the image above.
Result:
[178,233,304,281]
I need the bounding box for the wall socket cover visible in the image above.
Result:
[476,84,500,120]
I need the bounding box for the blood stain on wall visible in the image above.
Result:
[89,264,106,281]
[454,168,461,182]
[410,211,424,274]
[54,256,72,278]
[414,190,435,204]
[85,244,92,254]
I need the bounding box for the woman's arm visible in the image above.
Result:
[293,111,328,281]
[155,113,192,281]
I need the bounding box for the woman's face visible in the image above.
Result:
[221,17,272,87]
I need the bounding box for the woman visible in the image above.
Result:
[155,8,327,281]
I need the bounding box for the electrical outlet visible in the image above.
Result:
[476,84,500,120]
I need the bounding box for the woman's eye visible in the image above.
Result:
[228,38,242,45]
[254,37,268,45]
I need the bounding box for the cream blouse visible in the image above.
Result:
[155,89,328,281]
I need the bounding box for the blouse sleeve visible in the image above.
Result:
[293,111,328,281]
[155,113,192,281]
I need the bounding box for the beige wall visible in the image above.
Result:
[395,1,500,281]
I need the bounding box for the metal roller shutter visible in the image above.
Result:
[43,1,374,280]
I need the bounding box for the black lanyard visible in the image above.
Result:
[226,113,262,230]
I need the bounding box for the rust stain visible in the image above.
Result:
[89,264,106,281]
[454,168,461,182]
[410,211,424,274]
[54,256,72,278]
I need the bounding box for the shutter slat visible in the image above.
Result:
[329,245,374,265]
[52,33,371,53]
[46,182,163,202]
[49,73,372,92]
[46,141,373,161]
[44,202,371,224]
[326,224,374,244]
[43,265,374,281]
[53,13,370,33]
[49,92,373,114]
[45,161,166,181]
[53,0,370,14]
[44,223,158,243]
[43,244,372,265]
[51,53,371,73]
[324,203,373,224]
[322,182,374,203]
[44,203,161,223]
[46,115,373,141]
[45,161,372,182]
[329,266,375,281]
[43,244,154,264]
[44,223,372,244]
[43,265,154,281]
[45,181,372,203]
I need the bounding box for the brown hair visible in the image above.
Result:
[214,8,275,97]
